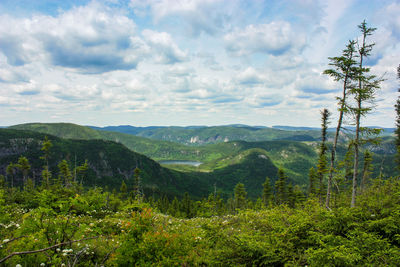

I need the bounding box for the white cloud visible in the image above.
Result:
[133,0,231,36]
[142,29,188,64]
[0,0,398,127]
[237,67,265,85]
[224,21,306,56]
[0,2,149,73]
[379,3,400,40]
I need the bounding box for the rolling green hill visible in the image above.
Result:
[0,128,287,199]
[10,123,208,161]
[11,122,104,139]
[0,129,211,199]
[8,123,397,193]
[7,123,319,185]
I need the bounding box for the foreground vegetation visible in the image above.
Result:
[1,176,400,266]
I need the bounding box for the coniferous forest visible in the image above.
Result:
[1,16,400,267]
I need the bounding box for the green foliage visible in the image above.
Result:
[360,150,373,192]
[58,160,72,188]
[275,168,288,205]
[316,109,330,203]
[234,183,247,210]
[262,177,272,207]
[1,172,400,266]
[308,167,317,195]
[16,156,31,185]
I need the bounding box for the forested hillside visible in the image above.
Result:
[92,124,323,144]
[0,128,289,199]
[8,123,397,188]
[0,129,212,199]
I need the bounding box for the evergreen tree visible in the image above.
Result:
[395,64,400,173]
[6,163,16,188]
[360,150,373,193]
[40,136,52,170]
[294,185,306,204]
[181,192,193,218]
[350,20,382,207]
[75,160,89,185]
[0,175,5,189]
[324,40,357,209]
[227,197,235,214]
[316,109,330,204]
[287,184,296,208]
[308,167,317,195]
[133,167,143,202]
[262,177,272,207]
[234,182,247,210]
[24,178,35,193]
[58,160,72,188]
[120,180,128,199]
[41,168,52,189]
[168,197,180,217]
[16,156,30,186]
[275,168,288,205]
[157,195,170,213]
[40,136,52,189]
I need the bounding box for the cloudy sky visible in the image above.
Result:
[0,0,399,127]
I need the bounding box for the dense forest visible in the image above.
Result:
[0,21,400,266]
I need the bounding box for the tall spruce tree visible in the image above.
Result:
[360,150,373,193]
[120,180,128,199]
[133,167,143,202]
[395,64,400,173]
[6,163,16,188]
[40,136,52,170]
[16,156,30,186]
[287,184,296,208]
[234,182,247,210]
[324,40,357,209]
[316,109,330,204]
[275,168,288,205]
[308,167,317,195]
[58,160,72,188]
[262,177,272,207]
[181,192,193,218]
[350,20,382,207]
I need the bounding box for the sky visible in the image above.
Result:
[0,0,399,127]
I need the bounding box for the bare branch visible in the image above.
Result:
[0,236,100,264]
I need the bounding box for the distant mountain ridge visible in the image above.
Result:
[89,124,323,144]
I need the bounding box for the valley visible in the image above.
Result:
[3,123,397,199]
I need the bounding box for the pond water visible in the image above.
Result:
[159,160,203,167]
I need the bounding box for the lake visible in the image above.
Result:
[159,160,203,167]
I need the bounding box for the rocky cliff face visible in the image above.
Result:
[188,135,230,145]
